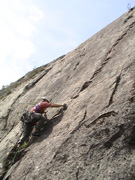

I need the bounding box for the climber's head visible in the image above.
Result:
[42,96,50,102]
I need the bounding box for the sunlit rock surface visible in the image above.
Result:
[0,8,135,180]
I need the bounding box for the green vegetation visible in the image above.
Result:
[0,65,46,100]
[26,65,46,80]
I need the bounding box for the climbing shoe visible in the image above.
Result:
[32,130,40,136]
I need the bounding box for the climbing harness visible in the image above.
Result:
[35,104,44,114]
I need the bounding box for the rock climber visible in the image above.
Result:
[18,97,67,146]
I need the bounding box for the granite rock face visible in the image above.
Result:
[0,8,135,180]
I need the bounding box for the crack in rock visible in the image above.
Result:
[76,168,79,180]
[24,67,52,91]
[73,62,80,71]
[90,27,129,82]
[0,123,15,142]
[104,124,124,148]
[91,58,111,81]
[80,81,92,92]
[2,93,23,129]
[53,110,87,160]
[106,74,121,108]
[84,111,118,128]
[124,14,134,24]
[70,110,87,135]
[80,20,135,93]
[2,108,15,130]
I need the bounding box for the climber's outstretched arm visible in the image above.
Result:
[49,104,64,108]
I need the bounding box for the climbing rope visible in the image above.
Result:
[8,144,24,170]
[4,141,28,176]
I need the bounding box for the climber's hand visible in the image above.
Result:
[63,104,68,110]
